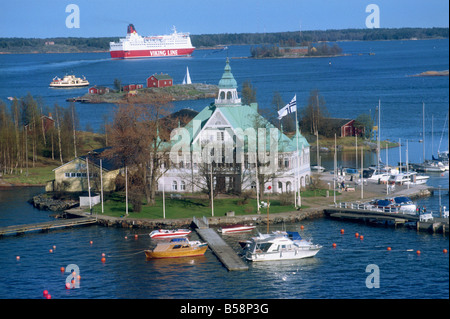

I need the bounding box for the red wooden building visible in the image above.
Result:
[146,73,173,88]
[88,86,110,95]
[122,84,143,92]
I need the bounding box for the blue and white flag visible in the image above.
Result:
[277,95,297,120]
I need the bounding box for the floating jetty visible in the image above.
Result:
[325,203,448,234]
[193,216,248,271]
[0,217,97,237]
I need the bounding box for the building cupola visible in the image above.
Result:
[215,58,241,106]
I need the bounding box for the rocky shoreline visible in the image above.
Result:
[29,194,78,212]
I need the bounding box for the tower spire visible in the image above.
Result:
[215,58,241,106]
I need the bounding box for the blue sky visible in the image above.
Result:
[1,0,448,38]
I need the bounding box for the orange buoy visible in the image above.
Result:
[89,241,93,245]
[60,267,65,272]
[332,243,337,248]
[124,236,128,239]
[416,250,421,255]
[101,253,106,257]
[340,229,345,234]
[16,256,20,261]
[65,282,72,289]
[443,249,448,254]
[77,275,81,281]
[134,234,138,239]
[300,225,304,230]
[355,232,359,238]
[53,245,56,250]
[101,257,106,263]
[387,247,392,251]
[49,249,53,253]
[359,235,364,240]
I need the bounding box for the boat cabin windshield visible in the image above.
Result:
[255,243,272,252]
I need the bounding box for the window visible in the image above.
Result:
[172,180,178,191]
[217,131,224,141]
[180,180,186,191]
[284,158,289,168]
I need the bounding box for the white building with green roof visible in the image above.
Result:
[159,59,310,197]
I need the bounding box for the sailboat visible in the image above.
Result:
[182,66,192,84]
[414,103,446,172]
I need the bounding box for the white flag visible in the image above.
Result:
[277,95,297,120]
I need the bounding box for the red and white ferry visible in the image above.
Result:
[110,24,195,59]
[149,229,192,239]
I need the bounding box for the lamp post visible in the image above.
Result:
[267,185,272,234]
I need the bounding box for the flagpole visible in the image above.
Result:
[294,95,301,208]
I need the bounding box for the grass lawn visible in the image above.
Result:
[1,165,55,185]
[91,189,340,220]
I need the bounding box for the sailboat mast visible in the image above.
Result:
[423,102,425,162]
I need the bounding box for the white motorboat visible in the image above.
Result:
[388,172,429,185]
[218,224,256,234]
[149,229,191,239]
[244,232,321,262]
[364,166,398,183]
[387,196,417,214]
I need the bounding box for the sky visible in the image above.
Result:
[0,0,448,38]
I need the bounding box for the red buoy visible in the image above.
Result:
[46,294,51,299]
[43,290,48,297]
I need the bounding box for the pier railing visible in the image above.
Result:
[334,202,401,214]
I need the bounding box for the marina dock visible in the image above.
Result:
[324,203,448,234]
[193,216,248,271]
[0,217,97,237]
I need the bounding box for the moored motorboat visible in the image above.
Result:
[149,228,191,239]
[244,232,321,262]
[144,238,207,259]
[218,224,256,234]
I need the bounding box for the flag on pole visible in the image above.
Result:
[277,95,297,120]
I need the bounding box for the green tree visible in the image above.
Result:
[355,113,374,139]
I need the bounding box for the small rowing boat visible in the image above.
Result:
[218,224,256,234]
[149,229,191,239]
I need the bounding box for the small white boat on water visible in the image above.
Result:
[244,232,321,262]
[218,224,256,234]
[149,229,191,239]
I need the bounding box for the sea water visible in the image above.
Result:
[0,39,448,299]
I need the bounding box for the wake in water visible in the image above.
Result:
[0,57,111,74]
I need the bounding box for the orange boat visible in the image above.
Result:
[144,238,207,259]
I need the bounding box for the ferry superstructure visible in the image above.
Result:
[110,24,195,59]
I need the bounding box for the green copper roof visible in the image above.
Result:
[218,58,238,89]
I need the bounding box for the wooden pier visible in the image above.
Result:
[0,217,97,237]
[193,216,248,271]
